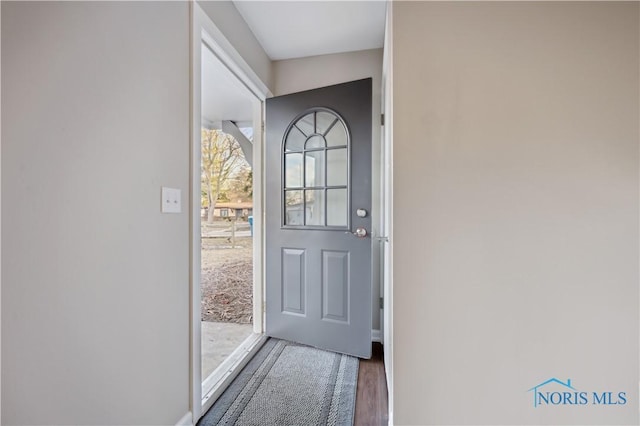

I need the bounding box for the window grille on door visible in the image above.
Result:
[282,108,350,228]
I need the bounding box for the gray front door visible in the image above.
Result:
[265,79,372,359]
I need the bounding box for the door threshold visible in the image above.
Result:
[201,332,267,413]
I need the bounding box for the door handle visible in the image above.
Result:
[345,227,368,238]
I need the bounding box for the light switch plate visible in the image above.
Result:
[161,187,181,213]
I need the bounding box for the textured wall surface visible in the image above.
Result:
[392,2,638,424]
[2,2,190,424]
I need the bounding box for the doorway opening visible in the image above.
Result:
[191,5,269,420]
[199,124,254,388]
[198,41,260,405]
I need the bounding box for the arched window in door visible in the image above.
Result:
[282,108,350,228]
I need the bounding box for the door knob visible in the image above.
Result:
[346,227,367,238]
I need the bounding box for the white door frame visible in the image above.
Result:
[190,3,270,423]
[382,2,394,425]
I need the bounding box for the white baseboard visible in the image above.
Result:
[372,329,382,343]
[176,411,192,426]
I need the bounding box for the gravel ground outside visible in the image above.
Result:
[201,221,253,324]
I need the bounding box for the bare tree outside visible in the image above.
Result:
[225,167,253,201]
[201,129,247,223]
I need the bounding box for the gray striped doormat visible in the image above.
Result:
[198,338,359,426]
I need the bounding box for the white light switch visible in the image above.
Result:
[161,187,181,213]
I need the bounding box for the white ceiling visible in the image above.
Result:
[233,1,387,60]
[201,44,255,128]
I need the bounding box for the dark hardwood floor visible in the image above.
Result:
[354,343,389,426]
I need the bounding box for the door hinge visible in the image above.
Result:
[381,113,385,126]
[379,297,384,309]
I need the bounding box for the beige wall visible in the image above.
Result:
[1,2,191,424]
[274,49,384,331]
[392,2,638,425]
[1,3,3,421]
[1,2,277,423]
